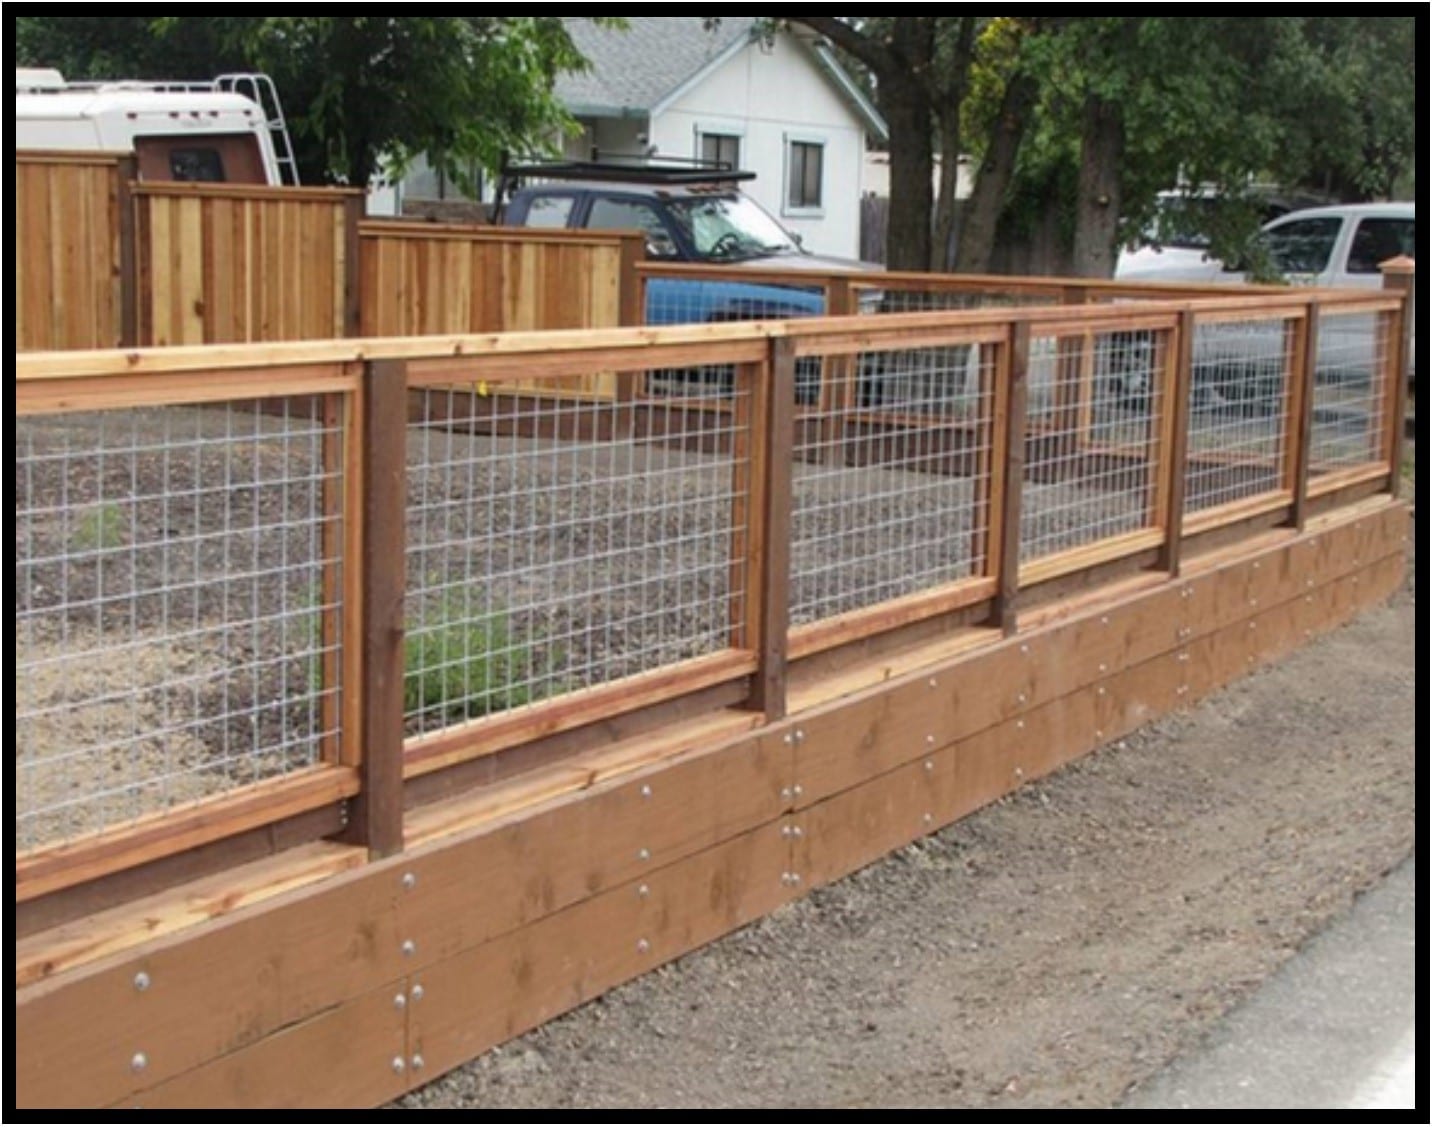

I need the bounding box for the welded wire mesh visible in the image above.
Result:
[1183,316,1295,515]
[404,384,749,736]
[1021,329,1168,563]
[1309,311,1391,476]
[642,274,826,327]
[788,342,996,628]
[15,401,344,852]
[857,284,1060,315]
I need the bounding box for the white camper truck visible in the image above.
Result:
[14,67,298,187]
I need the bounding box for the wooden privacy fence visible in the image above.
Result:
[13,265,1413,1108]
[14,153,644,351]
[14,152,133,351]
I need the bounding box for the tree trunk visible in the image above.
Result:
[881,80,934,271]
[932,110,962,272]
[954,69,1038,274]
[1070,93,1125,278]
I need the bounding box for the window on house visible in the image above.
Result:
[700,132,741,171]
[786,140,823,212]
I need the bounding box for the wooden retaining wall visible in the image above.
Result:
[14,497,1408,1109]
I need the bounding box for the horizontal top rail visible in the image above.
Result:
[360,220,641,249]
[15,287,1401,383]
[16,149,130,166]
[130,181,365,201]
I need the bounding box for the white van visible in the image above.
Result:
[14,68,296,186]
[1117,202,1415,289]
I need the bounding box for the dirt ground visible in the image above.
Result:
[396,518,1417,1110]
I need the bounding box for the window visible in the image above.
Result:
[169,148,226,182]
[700,132,741,171]
[521,195,576,229]
[1258,217,1342,275]
[1347,217,1415,274]
[786,139,823,213]
[586,197,680,258]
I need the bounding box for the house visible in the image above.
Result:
[554,18,887,259]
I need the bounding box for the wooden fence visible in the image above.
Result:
[15,152,133,351]
[12,169,1415,1108]
[14,154,644,353]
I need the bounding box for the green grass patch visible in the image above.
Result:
[71,503,127,553]
[404,605,533,724]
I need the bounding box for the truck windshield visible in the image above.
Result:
[665,195,802,262]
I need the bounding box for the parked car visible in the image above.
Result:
[1114,202,1416,405]
[497,157,882,399]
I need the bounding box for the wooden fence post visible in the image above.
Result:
[341,358,408,858]
[990,319,1029,634]
[615,234,647,437]
[343,193,364,338]
[1155,309,1194,577]
[818,276,856,466]
[747,337,795,721]
[116,156,139,348]
[1381,256,1415,500]
[1285,300,1319,531]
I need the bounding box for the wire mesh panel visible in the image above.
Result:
[788,342,997,629]
[857,283,1059,315]
[1309,310,1391,476]
[15,401,344,852]
[404,383,750,737]
[1021,328,1168,564]
[1183,315,1296,516]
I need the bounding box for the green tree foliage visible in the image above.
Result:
[15,16,605,190]
[985,16,1417,276]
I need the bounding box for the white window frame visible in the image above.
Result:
[783,132,826,218]
[695,126,743,172]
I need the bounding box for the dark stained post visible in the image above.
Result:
[747,336,796,721]
[342,358,408,858]
[343,192,364,338]
[1285,300,1319,531]
[1155,308,1194,577]
[990,319,1029,634]
[1381,256,1415,501]
[116,155,139,348]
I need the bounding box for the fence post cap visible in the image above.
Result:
[1379,255,1417,277]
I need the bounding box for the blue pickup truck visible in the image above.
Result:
[496,159,877,327]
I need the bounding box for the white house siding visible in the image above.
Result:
[650,34,866,259]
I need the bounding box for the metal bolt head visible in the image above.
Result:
[131,1053,148,1073]
[640,784,652,799]
[1014,767,1024,779]
[792,826,803,839]
[133,971,151,993]
[637,847,651,862]
[1017,719,1025,730]
[392,1056,406,1075]
[637,884,650,899]
[394,993,407,1011]
[781,786,793,801]
[926,734,935,746]
[411,985,425,1003]
[794,729,806,744]
[401,872,417,891]
[401,939,417,958]
[924,759,934,772]
[411,1055,425,1072]
[1101,615,1110,626]
[923,813,934,825]
[928,677,938,688]
[1020,643,1030,655]
[637,939,651,954]
[793,784,803,797]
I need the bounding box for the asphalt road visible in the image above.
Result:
[1119,856,1417,1111]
